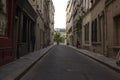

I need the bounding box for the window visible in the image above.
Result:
[92,17,102,43]
[92,19,97,42]
[98,16,103,42]
[0,0,8,36]
[114,17,120,45]
[84,23,89,44]
[22,15,27,42]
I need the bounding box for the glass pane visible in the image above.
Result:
[0,0,8,36]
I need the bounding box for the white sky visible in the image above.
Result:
[53,0,68,29]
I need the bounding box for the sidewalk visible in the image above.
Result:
[0,45,54,80]
[69,45,120,73]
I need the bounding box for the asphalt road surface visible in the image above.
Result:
[20,45,120,80]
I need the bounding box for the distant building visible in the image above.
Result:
[55,28,66,36]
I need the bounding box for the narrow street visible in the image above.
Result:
[20,45,120,80]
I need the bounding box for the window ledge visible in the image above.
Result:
[92,42,101,45]
[112,46,120,50]
[85,41,89,43]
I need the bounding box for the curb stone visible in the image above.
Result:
[68,45,120,73]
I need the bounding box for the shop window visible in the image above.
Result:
[0,0,8,36]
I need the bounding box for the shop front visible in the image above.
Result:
[0,0,14,66]
[13,0,37,58]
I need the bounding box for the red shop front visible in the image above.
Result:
[0,0,14,66]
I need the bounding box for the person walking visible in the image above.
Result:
[57,41,59,45]
[76,39,80,48]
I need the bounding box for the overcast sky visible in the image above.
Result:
[53,0,68,29]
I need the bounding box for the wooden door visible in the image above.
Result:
[0,0,14,66]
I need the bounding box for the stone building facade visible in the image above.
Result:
[49,0,55,45]
[28,0,54,49]
[28,0,44,50]
[90,0,106,55]
[66,0,74,45]
[66,0,120,59]
[82,0,106,55]
[72,0,84,47]
[82,0,120,58]
[82,0,92,48]
[105,0,120,58]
